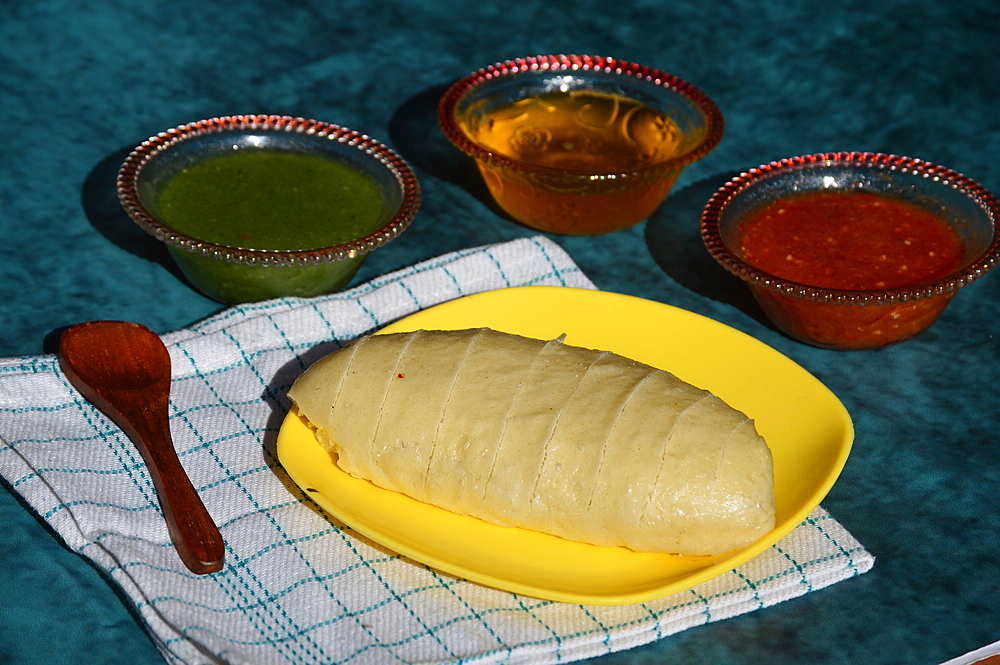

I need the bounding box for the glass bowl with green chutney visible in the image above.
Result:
[117,115,421,304]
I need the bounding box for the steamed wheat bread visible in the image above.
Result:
[287,328,775,555]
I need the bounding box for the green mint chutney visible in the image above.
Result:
[156,149,384,250]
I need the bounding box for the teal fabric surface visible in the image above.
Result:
[1,0,998,664]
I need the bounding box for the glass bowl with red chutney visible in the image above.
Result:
[117,115,420,304]
[701,152,1000,350]
[438,54,724,236]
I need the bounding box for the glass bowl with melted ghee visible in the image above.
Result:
[701,153,1000,350]
[117,115,420,304]
[438,55,724,235]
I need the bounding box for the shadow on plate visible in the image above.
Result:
[644,172,775,330]
[388,83,523,225]
[79,147,190,284]
[260,339,430,562]
[261,334,364,477]
[260,338,348,518]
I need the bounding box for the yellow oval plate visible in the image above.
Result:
[277,286,854,605]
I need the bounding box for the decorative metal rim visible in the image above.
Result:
[437,54,725,178]
[700,152,1000,304]
[116,114,421,267]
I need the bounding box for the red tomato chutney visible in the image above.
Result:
[735,190,967,349]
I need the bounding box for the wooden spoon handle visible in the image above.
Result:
[137,444,225,575]
[100,389,225,575]
[122,402,226,575]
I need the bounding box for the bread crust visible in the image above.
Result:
[288,328,775,555]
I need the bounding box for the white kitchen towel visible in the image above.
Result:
[0,236,873,665]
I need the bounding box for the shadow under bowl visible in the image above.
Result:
[117,115,420,304]
[438,55,723,236]
[701,152,1000,350]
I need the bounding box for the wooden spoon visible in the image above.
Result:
[59,320,225,574]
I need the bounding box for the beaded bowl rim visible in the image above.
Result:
[116,115,421,267]
[700,152,1000,304]
[437,54,725,179]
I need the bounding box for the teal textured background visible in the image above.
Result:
[1,0,998,663]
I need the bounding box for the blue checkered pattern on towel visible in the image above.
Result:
[0,237,872,665]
